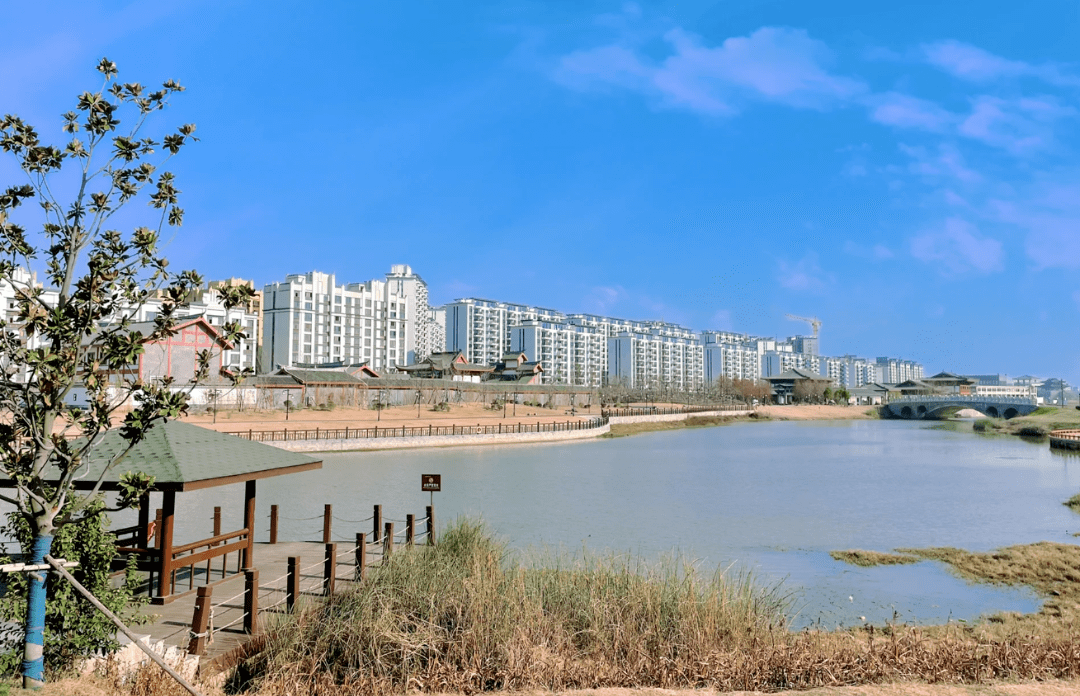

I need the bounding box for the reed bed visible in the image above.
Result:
[229,521,1080,695]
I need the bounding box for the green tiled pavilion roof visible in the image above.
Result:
[39,419,322,492]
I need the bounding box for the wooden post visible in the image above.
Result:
[324,543,337,596]
[355,532,366,582]
[137,493,150,549]
[372,505,382,543]
[209,505,222,580]
[242,480,256,569]
[187,585,213,656]
[287,556,300,612]
[154,508,163,549]
[160,491,176,598]
[426,505,435,546]
[406,514,415,546]
[269,504,279,544]
[323,504,332,544]
[384,522,394,558]
[244,568,259,634]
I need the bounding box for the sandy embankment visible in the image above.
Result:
[755,404,876,420]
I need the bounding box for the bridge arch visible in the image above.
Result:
[917,405,928,417]
[900,406,913,419]
[1004,407,1019,419]
[986,406,1000,418]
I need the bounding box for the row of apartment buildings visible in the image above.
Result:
[442,297,923,389]
[0,263,924,391]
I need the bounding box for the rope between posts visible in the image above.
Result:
[263,596,289,611]
[261,571,290,589]
[333,515,374,524]
[300,559,325,574]
[211,588,248,610]
[275,513,323,521]
[336,544,360,559]
[212,612,249,634]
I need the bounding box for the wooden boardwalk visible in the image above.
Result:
[131,540,382,666]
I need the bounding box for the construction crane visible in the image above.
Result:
[785,314,821,338]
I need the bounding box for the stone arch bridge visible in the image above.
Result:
[883,395,1039,420]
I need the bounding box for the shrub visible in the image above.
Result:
[0,504,147,676]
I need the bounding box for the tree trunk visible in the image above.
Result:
[23,532,54,689]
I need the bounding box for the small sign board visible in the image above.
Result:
[422,474,441,492]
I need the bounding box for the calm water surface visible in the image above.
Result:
[137,419,1080,628]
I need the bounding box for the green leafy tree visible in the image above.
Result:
[0,502,146,675]
[0,58,251,687]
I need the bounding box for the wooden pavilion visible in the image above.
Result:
[14,419,322,604]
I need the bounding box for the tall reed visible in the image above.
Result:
[239,521,1080,695]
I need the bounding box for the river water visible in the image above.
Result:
[137,419,1080,628]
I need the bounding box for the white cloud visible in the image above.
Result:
[898,143,982,184]
[921,40,1080,86]
[958,95,1075,154]
[587,285,625,313]
[777,252,831,292]
[988,180,1080,269]
[555,26,865,116]
[865,92,955,132]
[910,217,1003,275]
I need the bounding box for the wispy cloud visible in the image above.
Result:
[957,95,1075,154]
[988,179,1080,269]
[898,143,982,184]
[556,26,865,116]
[921,40,1080,86]
[777,252,832,292]
[910,217,1003,275]
[864,91,955,132]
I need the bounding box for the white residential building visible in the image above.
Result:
[703,343,761,383]
[608,330,704,390]
[446,298,565,367]
[875,357,924,384]
[262,265,431,373]
[511,320,607,386]
[428,306,446,355]
[974,384,1037,399]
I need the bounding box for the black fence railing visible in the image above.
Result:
[226,417,609,443]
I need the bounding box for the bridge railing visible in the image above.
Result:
[1050,429,1080,441]
[889,395,1037,405]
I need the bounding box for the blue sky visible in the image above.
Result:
[2,1,1079,380]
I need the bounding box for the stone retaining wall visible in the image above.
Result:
[250,408,755,453]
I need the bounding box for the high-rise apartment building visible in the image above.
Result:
[446,299,566,367]
[510,320,607,386]
[607,330,704,390]
[875,357,924,384]
[262,265,430,373]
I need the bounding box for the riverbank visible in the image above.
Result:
[969,406,1080,437]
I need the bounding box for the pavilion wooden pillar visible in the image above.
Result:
[158,490,176,599]
[136,493,150,548]
[242,480,256,569]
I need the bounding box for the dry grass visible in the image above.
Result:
[607,415,745,437]
[224,522,1080,695]
[830,550,920,567]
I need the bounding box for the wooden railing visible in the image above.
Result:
[167,527,250,596]
[1050,429,1080,451]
